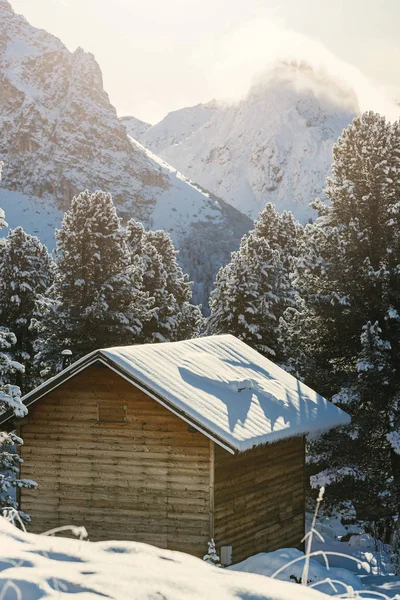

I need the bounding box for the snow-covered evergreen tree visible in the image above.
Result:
[207,237,281,357]
[283,112,400,523]
[140,240,176,342]
[0,227,53,392]
[207,204,299,359]
[0,193,37,523]
[0,163,5,230]
[34,191,150,374]
[252,203,299,268]
[203,539,221,567]
[0,326,37,523]
[125,220,202,342]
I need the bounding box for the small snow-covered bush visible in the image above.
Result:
[203,539,221,567]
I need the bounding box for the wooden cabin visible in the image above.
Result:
[1,335,349,565]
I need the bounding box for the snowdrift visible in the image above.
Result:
[0,517,334,600]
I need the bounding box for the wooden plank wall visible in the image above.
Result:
[214,436,305,564]
[19,364,211,557]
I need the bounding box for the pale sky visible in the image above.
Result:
[10,0,400,123]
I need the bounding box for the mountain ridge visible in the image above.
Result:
[138,62,358,222]
[0,0,251,306]
[120,115,151,140]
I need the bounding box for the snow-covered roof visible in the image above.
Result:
[4,335,350,453]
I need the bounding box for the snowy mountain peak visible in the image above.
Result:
[72,46,101,75]
[141,102,219,154]
[249,60,360,115]
[0,0,19,16]
[0,1,251,307]
[139,61,358,221]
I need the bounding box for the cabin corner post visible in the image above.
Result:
[15,421,22,510]
[209,439,215,540]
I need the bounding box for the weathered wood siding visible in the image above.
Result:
[19,364,211,557]
[213,436,305,564]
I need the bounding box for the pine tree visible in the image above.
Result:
[34,191,150,374]
[125,218,145,255]
[279,221,339,386]
[0,227,54,392]
[252,203,299,267]
[283,112,400,523]
[0,328,37,523]
[140,240,177,342]
[0,195,37,523]
[207,204,299,360]
[125,220,202,342]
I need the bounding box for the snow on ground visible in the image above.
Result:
[360,575,400,599]
[311,536,400,598]
[230,548,364,596]
[0,517,333,600]
[229,514,400,598]
[308,512,400,599]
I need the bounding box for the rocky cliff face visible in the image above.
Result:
[0,0,152,212]
[0,0,251,307]
[140,63,358,222]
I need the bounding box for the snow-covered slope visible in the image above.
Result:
[140,63,358,222]
[0,517,337,600]
[140,101,218,154]
[0,189,62,249]
[0,0,251,306]
[120,115,151,139]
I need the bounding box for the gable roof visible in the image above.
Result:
[1,334,350,453]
